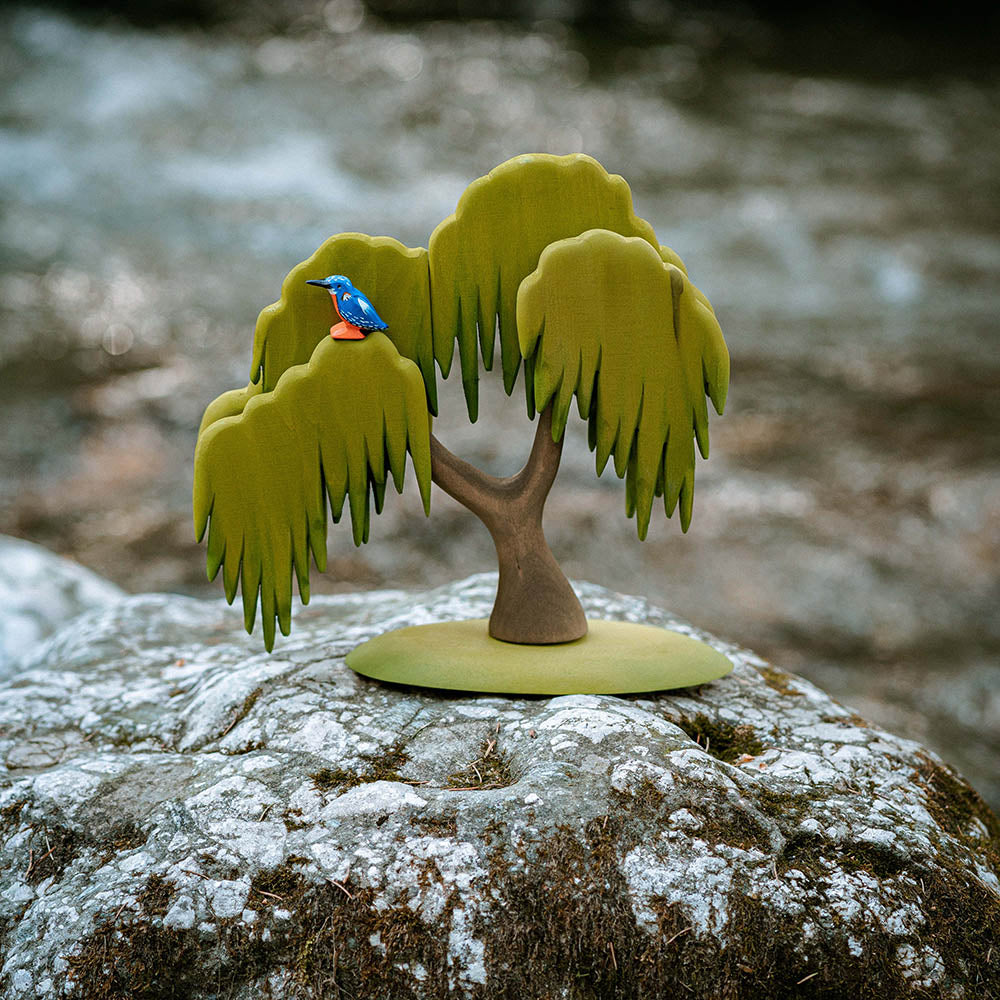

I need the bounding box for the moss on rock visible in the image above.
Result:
[673,712,765,764]
[310,742,414,794]
[3,577,999,999]
[447,735,514,790]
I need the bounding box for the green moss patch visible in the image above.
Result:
[754,787,818,822]
[917,852,1000,995]
[756,665,804,697]
[674,712,765,764]
[61,862,466,1000]
[447,736,513,790]
[618,776,666,812]
[700,809,772,854]
[609,770,772,854]
[196,854,241,881]
[310,742,415,794]
[777,833,908,880]
[3,800,146,886]
[915,752,1000,866]
[66,917,204,1000]
[136,875,175,919]
[1,799,27,832]
[281,807,308,831]
[49,817,1000,1000]
[24,823,81,886]
[478,823,638,996]
[476,817,1000,999]
[714,883,912,1000]
[476,819,920,999]
[96,822,148,866]
[308,766,360,794]
[226,874,463,999]
[409,813,459,837]
[249,866,306,908]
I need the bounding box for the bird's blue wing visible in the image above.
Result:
[340,292,388,330]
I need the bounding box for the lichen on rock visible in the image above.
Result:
[0,535,124,682]
[0,564,998,999]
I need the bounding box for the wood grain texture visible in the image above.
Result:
[429,405,587,644]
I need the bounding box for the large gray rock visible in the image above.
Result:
[1,573,998,999]
[0,535,124,682]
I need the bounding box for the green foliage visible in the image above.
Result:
[250,233,437,413]
[195,154,731,649]
[517,229,729,537]
[428,152,659,420]
[197,380,262,436]
[194,333,431,650]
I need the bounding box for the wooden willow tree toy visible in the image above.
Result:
[194,153,732,694]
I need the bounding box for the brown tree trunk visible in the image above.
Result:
[429,405,588,644]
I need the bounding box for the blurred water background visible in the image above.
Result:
[1,1,997,806]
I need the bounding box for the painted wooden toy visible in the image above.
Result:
[193,153,731,694]
[305,274,388,339]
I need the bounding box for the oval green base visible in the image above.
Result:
[345,619,733,695]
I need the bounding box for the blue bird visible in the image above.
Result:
[306,274,388,340]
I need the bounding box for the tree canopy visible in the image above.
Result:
[428,152,659,420]
[194,152,729,649]
[194,333,431,650]
[250,233,436,412]
[517,229,729,537]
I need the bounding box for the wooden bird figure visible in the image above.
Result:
[306,275,388,340]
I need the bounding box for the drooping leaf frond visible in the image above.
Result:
[428,153,660,421]
[659,244,688,275]
[198,380,263,437]
[659,245,729,419]
[517,229,729,538]
[194,333,432,650]
[250,234,437,413]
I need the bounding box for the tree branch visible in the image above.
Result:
[428,435,504,523]
[506,403,563,506]
[429,404,563,525]
[428,402,584,643]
